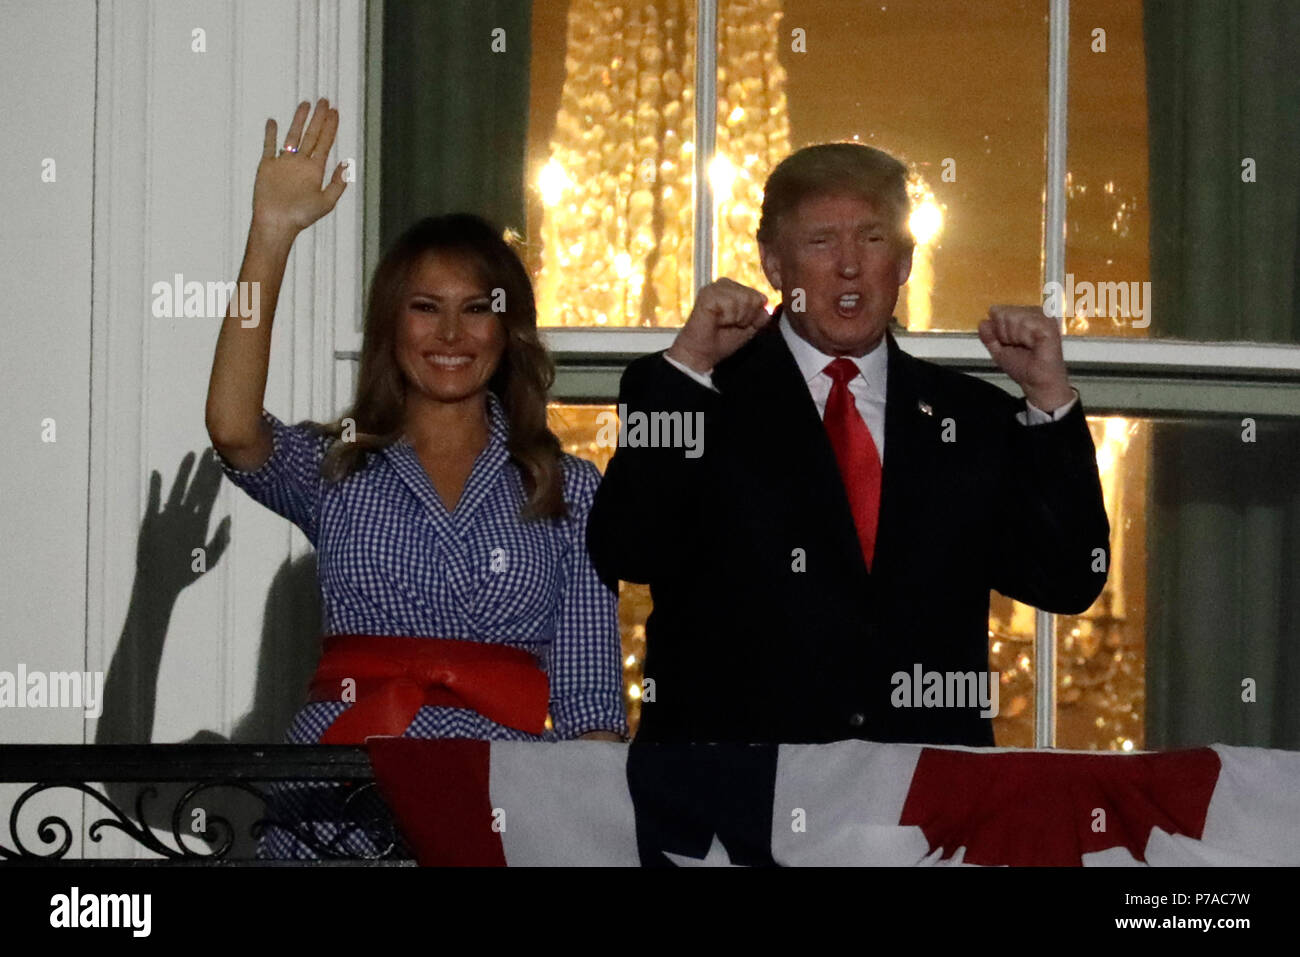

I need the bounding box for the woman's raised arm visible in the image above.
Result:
[205,98,348,470]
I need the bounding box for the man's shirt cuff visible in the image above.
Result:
[1018,388,1079,426]
[663,352,719,392]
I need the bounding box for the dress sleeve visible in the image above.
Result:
[215,409,329,546]
[547,455,630,739]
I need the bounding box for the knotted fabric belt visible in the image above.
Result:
[307,634,550,743]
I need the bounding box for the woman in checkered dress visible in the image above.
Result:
[206,99,627,859]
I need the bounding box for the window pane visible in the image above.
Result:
[1091,0,1300,343]
[1064,0,1150,339]
[715,0,1050,331]
[1056,413,1300,751]
[527,1,698,327]
[1140,415,1300,748]
[1053,417,1149,751]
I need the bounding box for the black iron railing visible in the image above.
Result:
[0,745,414,865]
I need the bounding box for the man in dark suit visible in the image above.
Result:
[587,143,1110,747]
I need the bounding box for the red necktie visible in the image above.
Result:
[822,358,882,571]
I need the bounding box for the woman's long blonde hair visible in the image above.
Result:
[306,213,566,520]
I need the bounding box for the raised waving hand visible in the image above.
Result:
[251,97,349,234]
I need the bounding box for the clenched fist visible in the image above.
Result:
[665,278,771,374]
[978,305,1075,412]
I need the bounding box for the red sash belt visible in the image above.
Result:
[307,634,550,743]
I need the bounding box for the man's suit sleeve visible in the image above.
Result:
[586,354,720,588]
[988,396,1111,614]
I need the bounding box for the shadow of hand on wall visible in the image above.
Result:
[95,448,321,858]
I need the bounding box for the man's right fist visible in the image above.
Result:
[665,278,771,374]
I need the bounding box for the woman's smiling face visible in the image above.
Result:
[395,252,507,404]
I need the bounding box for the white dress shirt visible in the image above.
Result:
[662,313,1079,461]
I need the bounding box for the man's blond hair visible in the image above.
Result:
[757,143,914,249]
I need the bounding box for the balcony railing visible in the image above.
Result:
[0,745,414,865]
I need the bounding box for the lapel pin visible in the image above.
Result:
[917,400,933,416]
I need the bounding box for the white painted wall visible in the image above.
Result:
[0,0,368,859]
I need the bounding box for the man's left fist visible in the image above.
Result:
[978,305,1075,413]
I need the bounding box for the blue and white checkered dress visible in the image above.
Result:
[217,392,626,858]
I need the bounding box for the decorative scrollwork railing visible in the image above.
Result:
[0,745,413,865]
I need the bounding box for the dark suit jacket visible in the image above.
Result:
[587,317,1110,746]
